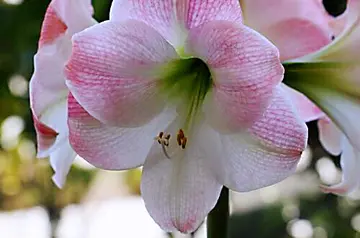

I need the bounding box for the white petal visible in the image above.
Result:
[141,119,222,233]
[312,89,360,151]
[68,94,177,170]
[50,140,77,188]
[318,118,343,156]
[203,87,307,192]
[321,138,360,195]
[37,99,69,157]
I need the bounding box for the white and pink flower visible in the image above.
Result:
[29,0,96,187]
[64,0,307,233]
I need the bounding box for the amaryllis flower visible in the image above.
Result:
[65,0,307,233]
[283,0,360,195]
[29,0,96,187]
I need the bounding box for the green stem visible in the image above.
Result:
[207,187,229,238]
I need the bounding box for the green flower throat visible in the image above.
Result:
[160,57,213,132]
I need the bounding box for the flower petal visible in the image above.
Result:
[34,99,68,158]
[110,0,242,47]
[321,138,359,195]
[204,86,307,192]
[110,0,179,45]
[241,0,332,61]
[33,115,58,157]
[30,0,95,156]
[38,2,67,48]
[176,0,242,29]
[284,62,360,151]
[49,140,77,188]
[141,119,222,233]
[50,0,95,35]
[66,20,178,127]
[301,0,360,61]
[30,43,70,120]
[67,94,176,170]
[282,84,324,122]
[185,20,283,132]
[318,118,343,156]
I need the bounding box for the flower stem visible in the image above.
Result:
[207,187,229,238]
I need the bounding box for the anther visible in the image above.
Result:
[177,129,187,149]
[155,132,171,159]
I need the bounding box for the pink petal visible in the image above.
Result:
[185,21,283,132]
[38,3,67,48]
[38,0,94,48]
[110,0,178,45]
[67,94,176,170]
[302,0,360,61]
[318,117,343,156]
[205,86,308,191]
[33,115,58,157]
[241,0,332,61]
[282,84,324,122]
[110,0,242,46]
[66,20,178,127]
[176,0,242,29]
[141,119,222,233]
[30,0,95,157]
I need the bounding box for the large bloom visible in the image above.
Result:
[282,0,360,195]
[29,0,96,187]
[65,0,307,233]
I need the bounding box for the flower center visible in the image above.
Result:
[157,58,212,158]
[161,57,212,127]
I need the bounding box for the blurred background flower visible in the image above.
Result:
[0,0,358,237]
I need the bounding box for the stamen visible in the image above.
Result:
[177,129,187,149]
[155,132,171,159]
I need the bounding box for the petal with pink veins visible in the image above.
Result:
[318,118,343,156]
[66,20,179,127]
[110,0,242,47]
[203,86,307,192]
[67,94,176,170]
[185,20,283,132]
[141,119,222,233]
[241,0,333,61]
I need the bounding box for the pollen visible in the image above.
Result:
[177,129,187,149]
